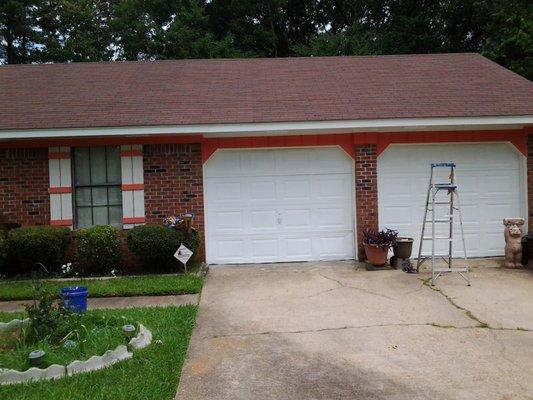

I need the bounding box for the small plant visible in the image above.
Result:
[363,228,398,249]
[24,290,78,346]
[77,226,122,276]
[6,226,71,275]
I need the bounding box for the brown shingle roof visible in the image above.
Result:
[0,53,532,131]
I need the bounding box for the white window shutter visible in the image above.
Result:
[121,145,145,229]
[48,147,73,228]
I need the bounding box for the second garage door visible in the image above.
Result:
[377,143,524,258]
[204,147,355,264]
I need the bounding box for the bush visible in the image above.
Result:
[127,225,201,272]
[77,225,122,275]
[6,226,71,275]
[0,236,7,275]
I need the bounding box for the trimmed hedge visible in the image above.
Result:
[0,236,7,274]
[127,225,200,272]
[5,226,71,275]
[77,225,122,275]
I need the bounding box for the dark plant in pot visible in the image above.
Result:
[363,228,398,267]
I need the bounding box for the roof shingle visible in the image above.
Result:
[0,53,531,131]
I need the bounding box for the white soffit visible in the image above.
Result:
[0,115,531,140]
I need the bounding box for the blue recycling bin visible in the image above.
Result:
[60,286,88,313]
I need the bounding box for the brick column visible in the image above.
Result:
[355,144,378,260]
[527,135,533,231]
[143,144,205,260]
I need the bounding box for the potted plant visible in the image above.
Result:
[363,228,398,267]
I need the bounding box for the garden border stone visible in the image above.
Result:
[129,324,152,349]
[0,320,153,385]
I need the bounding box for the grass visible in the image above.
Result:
[0,274,203,301]
[0,310,137,371]
[0,305,198,400]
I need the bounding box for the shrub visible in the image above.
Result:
[6,226,71,275]
[0,236,7,275]
[77,225,122,275]
[362,228,398,249]
[127,225,201,272]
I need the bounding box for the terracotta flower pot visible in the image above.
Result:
[364,243,389,266]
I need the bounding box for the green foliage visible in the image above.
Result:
[0,1,531,78]
[127,225,201,272]
[77,225,122,276]
[5,226,71,275]
[24,290,76,346]
[481,0,533,79]
[0,236,7,275]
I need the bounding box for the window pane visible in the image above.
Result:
[93,206,108,225]
[74,148,91,186]
[109,206,123,227]
[76,207,92,229]
[75,188,92,206]
[108,187,122,206]
[106,147,122,183]
[90,147,107,184]
[92,187,108,206]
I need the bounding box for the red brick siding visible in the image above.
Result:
[0,148,50,226]
[143,144,205,259]
[355,144,378,260]
[527,135,533,231]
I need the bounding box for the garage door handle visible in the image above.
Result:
[277,214,282,224]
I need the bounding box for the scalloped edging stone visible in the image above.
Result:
[0,364,65,385]
[66,345,132,376]
[0,318,29,333]
[129,324,152,350]
[0,321,153,385]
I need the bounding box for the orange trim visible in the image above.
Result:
[48,151,70,159]
[0,135,203,149]
[123,217,145,224]
[120,150,143,157]
[121,183,144,190]
[50,219,73,226]
[374,129,527,156]
[49,187,72,194]
[202,134,355,163]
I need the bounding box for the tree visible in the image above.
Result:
[0,0,38,63]
[482,0,533,79]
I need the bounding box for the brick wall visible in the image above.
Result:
[143,144,205,259]
[527,135,533,231]
[0,148,50,226]
[355,144,379,260]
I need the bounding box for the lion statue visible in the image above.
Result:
[503,218,524,268]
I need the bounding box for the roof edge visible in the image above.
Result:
[0,115,531,140]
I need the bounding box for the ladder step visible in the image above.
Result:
[425,219,452,223]
[432,201,452,205]
[433,268,469,273]
[419,253,450,258]
[434,184,457,190]
[422,237,453,241]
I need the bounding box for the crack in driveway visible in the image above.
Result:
[317,272,395,300]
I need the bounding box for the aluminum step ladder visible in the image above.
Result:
[416,163,470,286]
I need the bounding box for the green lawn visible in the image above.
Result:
[0,274,203,301]
[0,306,197,400]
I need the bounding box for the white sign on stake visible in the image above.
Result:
[174,244,193,273]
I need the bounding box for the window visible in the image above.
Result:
[73,146,122,228]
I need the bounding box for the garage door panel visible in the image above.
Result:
[378,144,522,258]
[205,148,355,264]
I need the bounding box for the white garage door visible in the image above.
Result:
[378,143,524,258]
[204,147,355,264]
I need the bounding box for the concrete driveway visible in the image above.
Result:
[175,261,533,400]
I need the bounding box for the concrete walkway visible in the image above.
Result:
[0,294,198,312]
[175,261,533,400]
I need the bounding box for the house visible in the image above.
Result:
[0,53,532,264]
